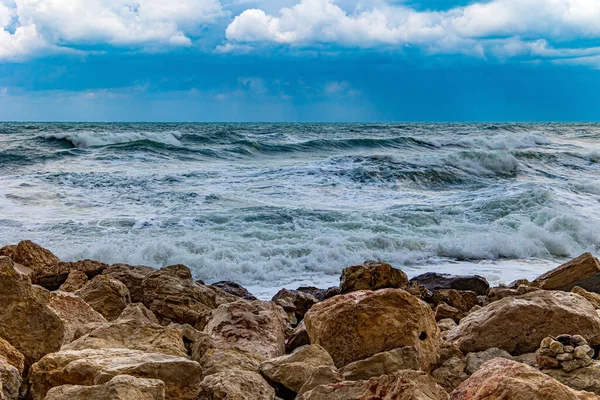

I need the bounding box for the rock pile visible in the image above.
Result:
[537,335,595,372]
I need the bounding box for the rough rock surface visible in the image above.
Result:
[432,356,469,393]
[431,289,478,314]
[198,347,263,378]
[451,358,598,400]
[487,285,540,302]
[197,370,275,400]
[58,270,88,292]
[304,289,441,370]
[44,375,166,400]
[211,281,257,300]
[272,289,318,321]
[29,348,203,400]
[0,240,66,289]
[0,358,21,400]
[536,335,594,372]
[339,346,420,381]
[117,302,160,324]
[103,264,156,303]
[340,261,408,293]
[446,291,600,355]
[544,361,600,395]
[533,253,600,292]
[286,320,310,352]
[76,275,131,321]
[297,286,341,301]
[205,300,286,360]
[465,348,514,374]
[47,291,108,344]
[0,338,25,375]
[572,286,600,309]
[298,370,450,400]
[410,273,489,296]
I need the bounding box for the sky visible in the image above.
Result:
[0,0,600,122]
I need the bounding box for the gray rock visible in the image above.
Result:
[465,348,513,375]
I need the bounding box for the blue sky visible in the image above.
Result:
[1,0,600,122]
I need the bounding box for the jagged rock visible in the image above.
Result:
[103,264,156,303]
[544,361,600,395]
[432,357,469,393]
[340,261,408,293]
[297,286,340,301]
[58,270,88,292]
[0,240,66,289]
[286,320,310,352]
[410,273,489,296]
[0,338,24,375]
[451,358,598,400]
[76,275,131,321]
[0,358,21,400]
[297,366,343,398]
[439,342,465,366]
[514,352,538,368]
[435,302,464,322]
[117,302,160,324]
[465,348,513,374]
[260,345,335,395]
[272,289,318,321]
[438,318,458,331]
[446,291,600,355]
[406,281,434,301]
[297,370,449,400]
[211,281,257,300]
[29,348,203,400]
[44,375,165,400]
[205,300,286,360]
[209,285,246,306]
[47,291,108,344]
[198,347,262,378]
[305,289,441,370]
[169,323,215,362]
[487,285,540,302]
[197,370,275,400]
[339,346,420,381]
[509,279,533,288]
[0,256,64,369]
[572,286,600,309]
[431,289,478,314]
[534,253,600,292]
[141,265,216,329]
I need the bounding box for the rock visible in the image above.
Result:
[141,265,216,329]
[297,366,343,398]
[103,264,156,303]
[446,291,600,355]
[205,300,286,360]
[76,275,131,321]
[0,256,64,369]
[198,347,263,378]
[0,358,21,400]
[68,259,109,277]
[406,281,434,301]
[286,320,310,352]
[47,291,108,344]
[563,356,594,372]
[410,272,489,296]
[572,286,600,309]
[117,302,160,324]
[509,279,533,288]
[210,285,246,306]
[171,324,215,362]
[29,348,203,400]
[272,289,318,321]
[198,370,275,400]
[0,240,66,289]
[435,302,464,323]
[451,358,598,400]
[297,286,340,301]
[538,355,561,369]
[261,344,335,395]
[514,352,538,368]
[211,281,257,300]
[58,270,88,292]
[432,357,469,393]
[44,375,166,400]
[339,346,420,381]
[431,289,478,314]
[305,289,441,370]
[575,345,593,359]
[465,348,513,374]
[488,285,540,302]
[297,370,449,400]
[557,353,575,361]
[534,253,600,292]
[340,261,408,293]
[544,361,600,395]
[438,318,457,331]
[439,342,465,366]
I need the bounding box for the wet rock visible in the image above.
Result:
[533,253,600,293]
[44,375,165,400]
[0,358,21,400]
[465,348,513,374]
[286,320,310,352]
[76,275,131,321]
[58,270,88,292]
[572,286,600,309]
[304,289,441,370]
[103,264,156,303]
[297,286,340,301]
[272,289,318,321]
[199,347,262,378]
[446,291,600,355]
[198,370,275,400]
[339,346,420,381]
[211,281,257,300]
[47,291,108,344]
[296,366,343,398]
[410,273,489,296]
[340,261,408,293]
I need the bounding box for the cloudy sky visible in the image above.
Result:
[1,0,599,121]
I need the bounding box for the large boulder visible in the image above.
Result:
[572,286,600,309]
[298,370,449,400]
[210,281,257,300]
[29,348,203,400]
[0,240,65,289]
[304,289,441,370]
[446,291,600,355]
[141,265,216,329]
[205,300,286,360]
[103,264,156,303]
[339,346,420,381]
[76,275,131,321]
[544,361,600,395]
[47,291,108,344]
[533,253,600,292]
[0,257,64,369]
[197,370,275,400]
[44,375,165,400]
[465,348,513,375]
[118,302,160,324]
[410,273,489,296]
[272,289,318,321]
[451,358,598,400]
[58,270,88,292]
[198,347,262,378]
[340,261,408,293]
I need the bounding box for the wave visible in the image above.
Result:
[43,131,183,148]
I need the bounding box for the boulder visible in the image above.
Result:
[446,291,600,355]
[58,270,88,292]
[339,346,420,381]
[432,357,469,393]
[544,361,600,395]
[103,264,156,303]
[76,275,131,321]
[340,261,408,293]
[451,358,598,400]
[171,324,215,362]
[297,370,449,400]
[297,366,343,398]
[533,253,600,292]
[286,320,310,352]
[431,289,478,314]
[118,302,160,324]
[0,256,64,369]
[304,289,441,370]
[210,281,257,300]
[572,286,600,309]
[410,273,489,296]
[141,265,216,329]
[0,240,66,289]
[209,285,246,306]
[487,285,539,302]
[29,348,203,400]
[66,259,109,277]
[0,338,25,375]
[297,286,340,301]
[44,374,165,400]
[197,370,275,400]
[438,318,458,332]
[272,289,318,321]
[198,347,262,378]
[465,348,513,374]
[205,300,286,360]
[435,303,464,323]
[0,358,21,400]
[47,291,108,344]
[260,344,335,395]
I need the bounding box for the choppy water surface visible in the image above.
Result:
[1,123,599,295]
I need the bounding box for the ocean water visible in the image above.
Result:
[1,123,599,297]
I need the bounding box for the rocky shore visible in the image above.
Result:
[2,241,600,399]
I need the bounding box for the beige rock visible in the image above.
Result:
[0,358,21,400]
[533,253,600,292]
[446,291,600,355]
[545,361,600,395]
[304,289,441,370]
[205,300,286,360]
[438,318,458,331]
[260,345,335,394]
[67,259,109,277]
[44,375,165,400]
[286,320,310,352]
[340,346,420,381]
[297,366,343,398]
[432,289,478,313]
[298,370,449,400]
[103,264,156,303]
[209,285,245,306]
[0,241,66,289]
[29,348,203,400]
[487,285,540,302]
[197,370,275,400]
[432,357,469,393]
[58,270,88,292]
[0,338,24,375]
[340,261,408,293]
[465,348,513,374]
[272,289,318,320]
[47,291,108,344]
[199,347,262,378]
[572,286,600,309]
[117,302,160,324]
[76,275,131,321]
[435,302,464,323]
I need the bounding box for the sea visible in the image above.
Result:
[1,123,599,298]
